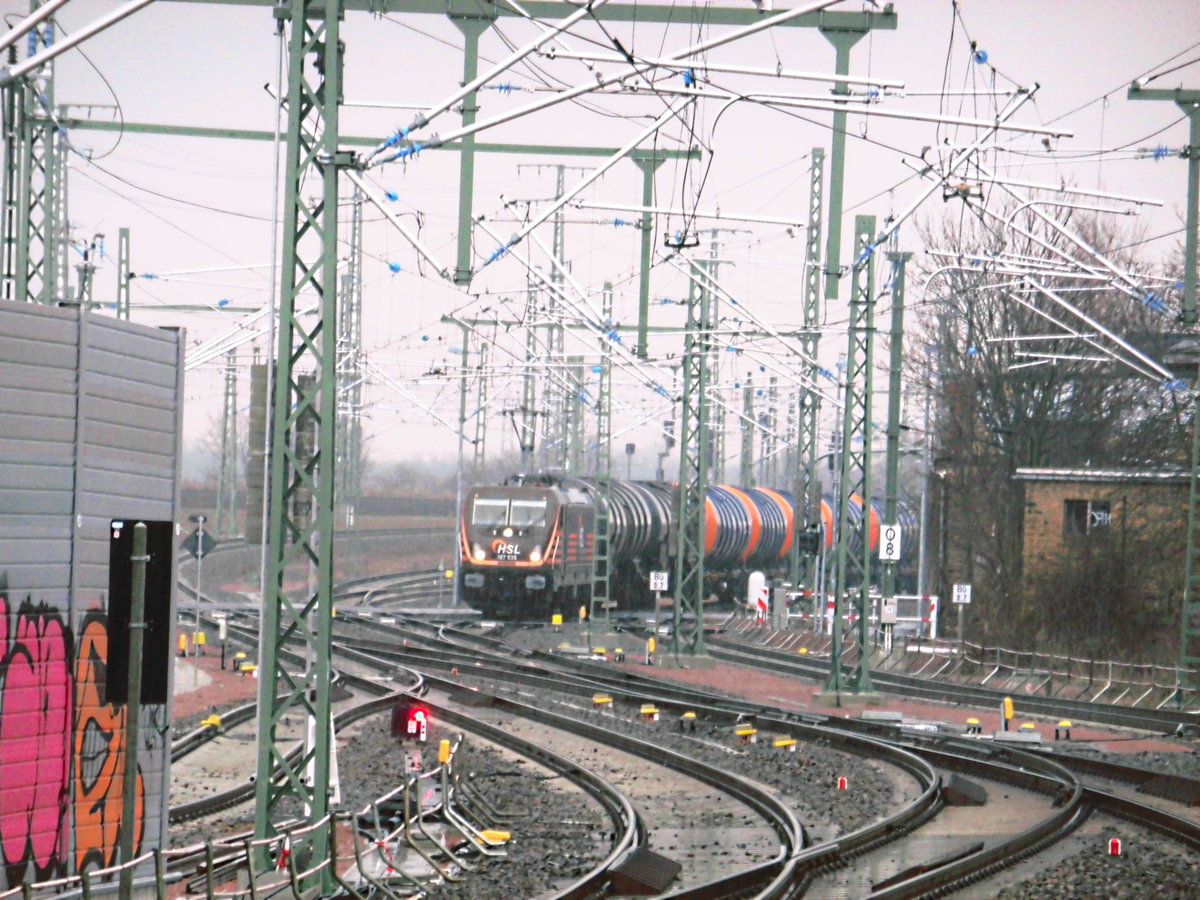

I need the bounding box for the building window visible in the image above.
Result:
[1063,499,1111,536]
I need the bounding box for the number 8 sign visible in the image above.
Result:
[879,523,901,561]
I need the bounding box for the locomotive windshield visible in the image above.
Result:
[510,499,548,528]
[472,498,510,527]
[471,496,548,528]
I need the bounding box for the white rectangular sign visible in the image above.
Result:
[879,523,902,561]
[952,583,972,604]
[649,571,670,592]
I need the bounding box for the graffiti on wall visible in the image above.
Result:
[74,610,145,873]
[0,575,144,888]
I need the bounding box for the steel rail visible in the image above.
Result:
[334,620,946,897]
[707,634,1199,733]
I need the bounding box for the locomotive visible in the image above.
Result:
[459,472,918,619]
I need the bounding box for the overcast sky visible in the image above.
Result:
[32,0,1200,477]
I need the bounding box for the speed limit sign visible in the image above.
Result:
[879,523,901,561]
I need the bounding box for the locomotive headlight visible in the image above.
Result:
[472,544,486,560]
[529,547,543,563]
[502,527,514,538]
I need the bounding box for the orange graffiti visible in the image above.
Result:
[73,612,143,874]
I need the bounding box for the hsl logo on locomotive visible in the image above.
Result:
[491,538,521,560]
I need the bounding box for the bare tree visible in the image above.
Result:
[912,201,1188,647]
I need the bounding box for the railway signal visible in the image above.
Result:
[406,707,429,743]
[392,701,431,743]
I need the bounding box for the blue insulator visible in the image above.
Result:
[973,48,988,64]
[385,190,398,202]
[388,262,402,273]
[1152,144,1171,161]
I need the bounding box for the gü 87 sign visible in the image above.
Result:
[879,523,901,561]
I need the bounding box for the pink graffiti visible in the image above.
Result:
[0,589,73,884]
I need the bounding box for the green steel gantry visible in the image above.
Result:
[825,215,877,697]
[2,15,64,305]
[215,349,239,538]
[336,186,365,528]
[1128,83,1200,689]
[741,375,756,488]
[591,283,615,625]
[672,264,713,657]
[472,340,489,480]
[880,250,911,610]
[116,227,131,319]
[789,148,826,593]
[254,0,343,879]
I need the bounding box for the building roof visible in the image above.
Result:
[1013,467,1190,484]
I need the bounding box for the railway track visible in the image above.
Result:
[709,623,1199,736]
[177,612,811,897]
[164,556,1199,898]
[333,609,1200,898]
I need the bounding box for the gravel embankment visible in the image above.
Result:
[451,670,903,840]
[1048,745,1200,778]
[994,832,1200,899]
[336,713,608,898]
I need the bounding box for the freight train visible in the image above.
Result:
[458,472,917,619]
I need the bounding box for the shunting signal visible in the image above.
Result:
[407,706,429,742]
[391,701,431,743]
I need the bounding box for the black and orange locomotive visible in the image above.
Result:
[459,473,670,619]
[459,471,918,620]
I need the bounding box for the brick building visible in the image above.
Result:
[1015,468,1188,583]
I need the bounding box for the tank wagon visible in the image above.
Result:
[459,472,916,619]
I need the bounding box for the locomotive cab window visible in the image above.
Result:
[473,497,510,527]
[510,499,548,528]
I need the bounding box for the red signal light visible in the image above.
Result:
[406,706,429,742]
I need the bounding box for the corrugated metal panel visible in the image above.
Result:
[0,300,183,886]
[0,305,79,594]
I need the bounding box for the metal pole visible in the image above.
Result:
[454,321,470,606]
[119,521,148,898]
[881,249,910,610]
[449,10,494,284]
[916,347,933,596]
[819,29,866,302]
[1126,83,1200,694]
[634,156,663,359]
